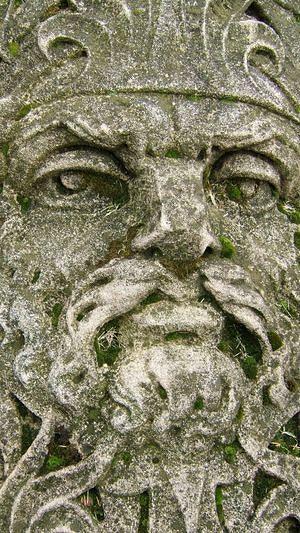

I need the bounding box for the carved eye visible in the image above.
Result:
[206,152,281,211]
[34,148,130,210]
[56,171,88,195]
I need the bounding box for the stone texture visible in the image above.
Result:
[0,1,299,532]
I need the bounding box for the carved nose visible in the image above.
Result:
[131,158,218,262]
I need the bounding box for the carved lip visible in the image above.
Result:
[125,300,223,340]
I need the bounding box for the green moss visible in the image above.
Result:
[157,384,168,400]
[79,488,105,521]
[253,470,283,509]
[278,202,300,224]
[45,455,65,472]
[8,41,20,57]
[219,317,262,380]
[193,396,204,410]
[269,413,300,458]
[267,331,283,351]
[187,94,202,102]
[94,319,121,367]
[87,408,100,421]
[31,270,41,284]
[227,183,242,201]
[18,104,33,119]
[294,231,300,250]
[271,187,280,199]
[223,441,240,464]
[120,450,132,465]
[1,143,9,157]
[221,95,239,104]
[289,210,300,224]
[133,7,145,15]
[165,149,181,159]
[17,195,31,213]
[112,449,133,467]
[278,298,298,319]
[165,331,197,342]
[138,491,150,533]
[51,302,63,328]
[42,427,81,474]
[215,486,225,526]
[217,340,232,353]
[219,236,236,258]
[236,405,244,422]
[241,355,258,380]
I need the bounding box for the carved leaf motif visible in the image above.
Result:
[38,13,111,66]
[226,18,285,79]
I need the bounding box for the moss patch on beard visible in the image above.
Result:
[217,317,262,380]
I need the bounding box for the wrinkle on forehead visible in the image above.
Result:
[12,95,175,152]
[175,97,300,154]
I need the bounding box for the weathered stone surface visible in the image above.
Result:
[0,1,299,532]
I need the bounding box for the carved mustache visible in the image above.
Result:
[67,256,272,353]
[67,258,190,347]
[199,259,272,350]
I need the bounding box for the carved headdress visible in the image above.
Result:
[0,0,299,123]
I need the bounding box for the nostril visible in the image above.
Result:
[72,368,88,384]
[203,246,214,258]
[143,247,163,259]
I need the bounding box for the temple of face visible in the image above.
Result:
[0,1,299,532]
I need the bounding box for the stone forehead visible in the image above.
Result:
[10,94,300,146]
[7,95,299,197]
[0,1,299,124]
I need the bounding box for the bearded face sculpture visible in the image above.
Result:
[0,1,299,532]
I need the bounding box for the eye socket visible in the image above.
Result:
[205,152,281,210]
[33,148,130,210]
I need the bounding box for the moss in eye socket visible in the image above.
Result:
[227,183,242,201]
[56,171,129,206]
[94,174,129,206]
[17,195,32,213]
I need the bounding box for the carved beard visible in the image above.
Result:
[46,256,276,445]
[1,256,298,533]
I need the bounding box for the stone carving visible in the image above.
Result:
[0,1,299,531]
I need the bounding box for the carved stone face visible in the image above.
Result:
[1,92,299,531]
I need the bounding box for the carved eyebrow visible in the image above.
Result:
[35,148,130,183]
